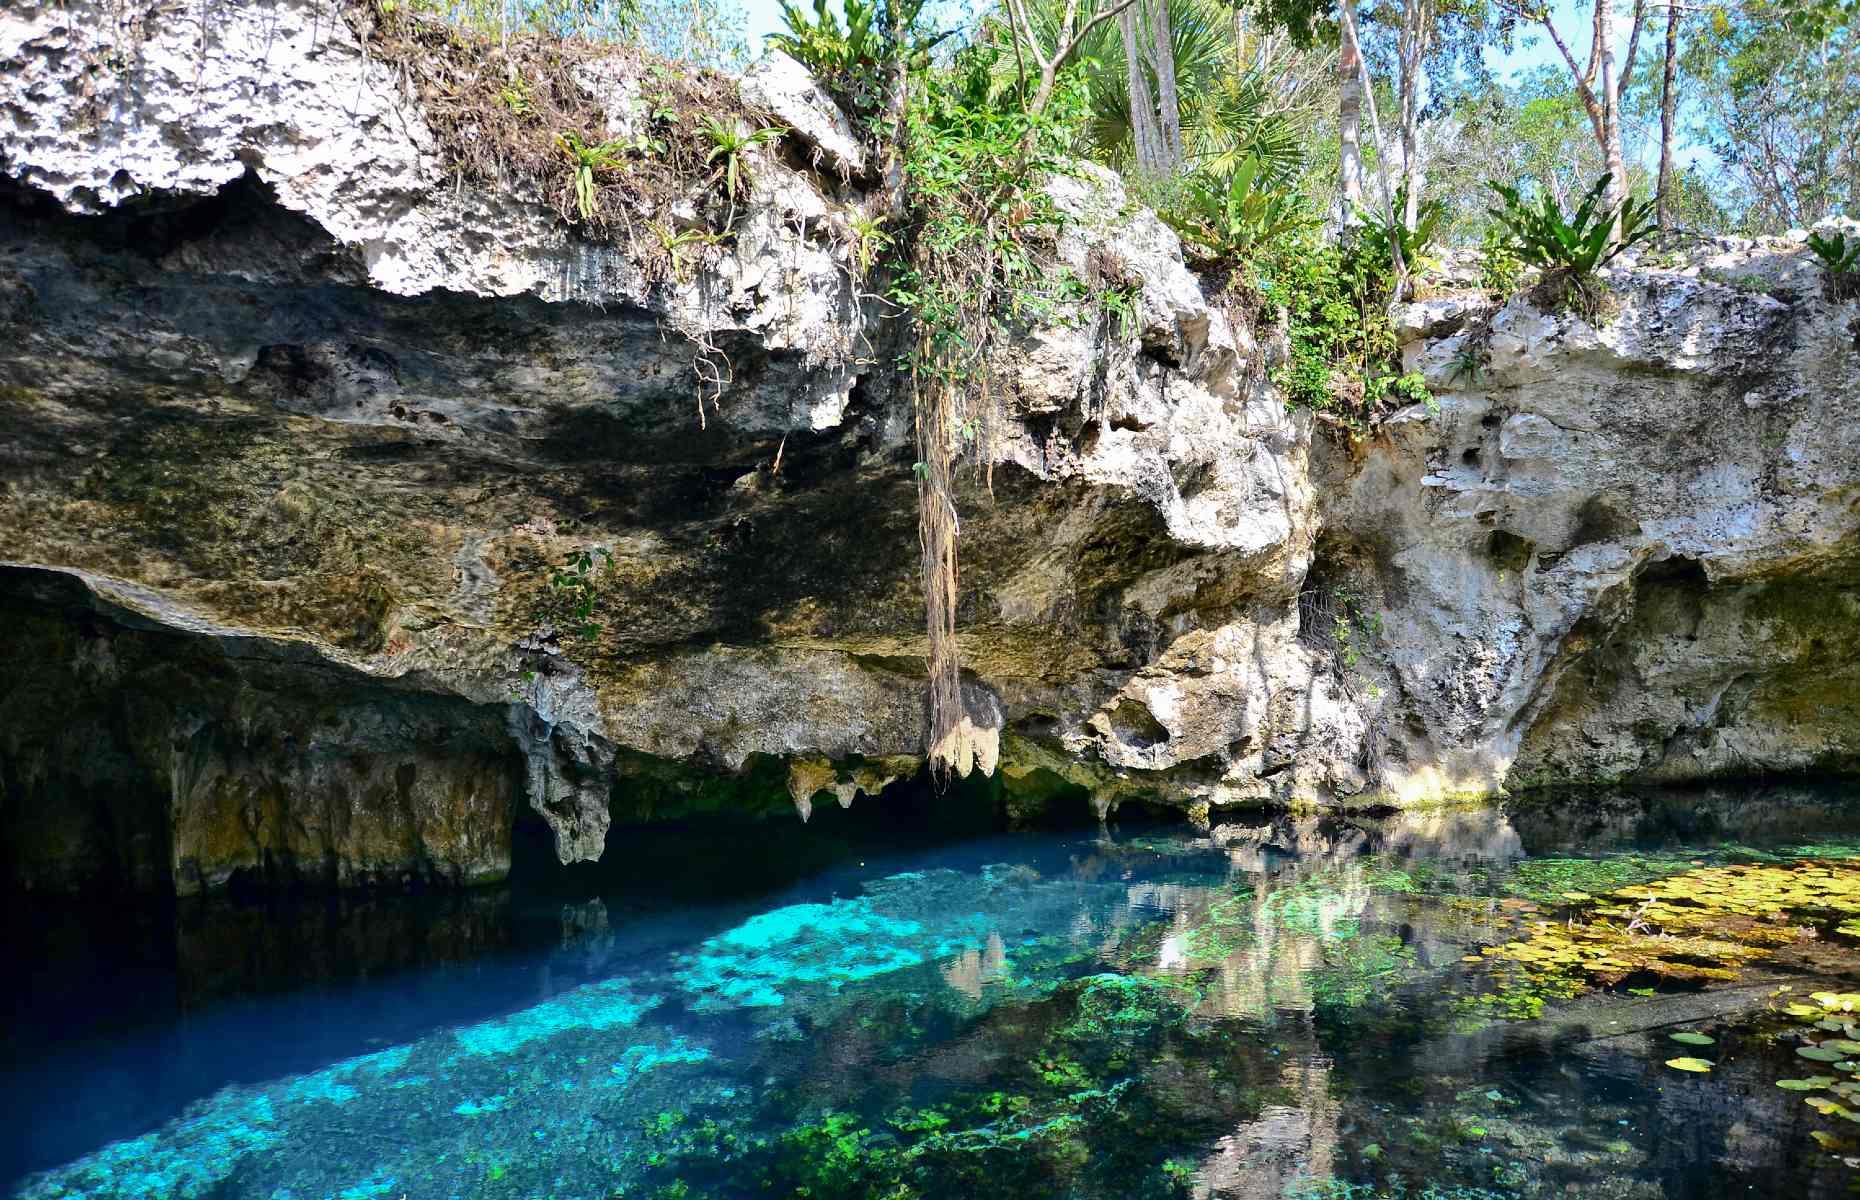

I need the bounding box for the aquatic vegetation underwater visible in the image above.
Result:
[13,802,1860,1199]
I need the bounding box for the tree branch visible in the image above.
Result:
[1617,0,1648,98]
[1053,0,1141,68]
[1004,0,1038,87]
[1535,9,1607,143]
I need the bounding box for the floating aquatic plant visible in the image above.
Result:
[1750,989,1860,1164]
[1473,860,1860,997]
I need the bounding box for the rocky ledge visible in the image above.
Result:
[2,0,1856,893]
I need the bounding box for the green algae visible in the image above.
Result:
[1311,934,1419,1010]
[1059,973,1198,1042]
[632,968,1243,1200]
[1497,854,1696,905]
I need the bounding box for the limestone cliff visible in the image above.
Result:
[2,0,1856,893]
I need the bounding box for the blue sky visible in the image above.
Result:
[740,0,789,47]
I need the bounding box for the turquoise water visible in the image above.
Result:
[8,785,1860,1199]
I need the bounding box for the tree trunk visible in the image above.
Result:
[1337,3,1365,227]
[1598,0,1626,226]
[1656,0,1680,228]
[1149,0,1184,173]
[878,12,913,218]
[1597,0,1649,238]
[1122,1,1164,174]
[1341,0,1408,291]
[1397,0,1429,229]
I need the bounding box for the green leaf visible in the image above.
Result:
[1666,1057,1714,1073]
[1669,1032,1716,1046]
[1798,1046,1847,1062]
[1778,1077,1835,1090]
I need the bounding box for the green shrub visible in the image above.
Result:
[1807,230,1860,301]
[1478,223,1526,296]
[1256,228,1423,432]
[1161,155,1318,264]
[768,0,943,122]
[1355,185,1445,279]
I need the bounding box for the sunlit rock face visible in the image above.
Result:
[2,0,1857,891]
[1350,250,1860,801]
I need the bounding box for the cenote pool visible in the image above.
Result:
[9,783,1860,1200]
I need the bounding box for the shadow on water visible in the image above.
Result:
[4,779,1860,1199]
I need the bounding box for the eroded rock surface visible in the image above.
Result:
[2,0,1856,892]
[1349,259,1860,799]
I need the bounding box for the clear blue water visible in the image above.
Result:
[7,784,1860,1200]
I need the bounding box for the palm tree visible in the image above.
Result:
[1006,0,1324,183]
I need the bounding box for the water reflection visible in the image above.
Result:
[5,783,1860,1199]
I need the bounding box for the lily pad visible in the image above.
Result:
[1798,1046,1846,1063]
[1665,1057,1714,1073]
[1778,1077,1835,1090]
[1668,1032,1716,1046]
[1823,1039,1860,1054]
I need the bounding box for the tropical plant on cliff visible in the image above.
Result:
[1257,223,1430,432]
[761,0,1136,775]
[699,117,787,226]
[769,0,892,116]
[1161,153,1317,261]
[556,132,628,220]
[550,547,614,639]
[768,0,948,122]
[1807,230,1860,301]
[1485,173,1657,277]
[1357,184,1446,283]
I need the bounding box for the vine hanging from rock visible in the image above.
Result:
[882,40,1096,776]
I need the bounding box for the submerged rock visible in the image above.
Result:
[1,0,1857,892]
